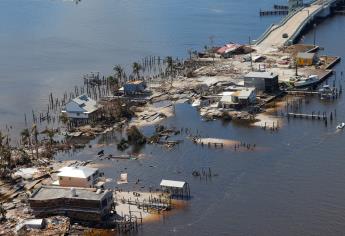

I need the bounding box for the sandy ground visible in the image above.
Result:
[252,113,283,129]
[114,191,171,223]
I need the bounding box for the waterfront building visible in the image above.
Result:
[219,88,256,109]
[123,80,147,95]
[62,94,101,121]
[29,186,113,222]
[56,166,104,188]
[244,72,279,93]
[160,179,190,199]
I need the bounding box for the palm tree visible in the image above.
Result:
[0,131,5,148]
[113,65,124,84]
[187,49,192,60]
[20,128,30,146]
[165,56,173,75]
[31,124,39,160]
[46,129,56,145]
[132,62,142,80]
[60,113,69,128]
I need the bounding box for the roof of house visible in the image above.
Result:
[29,186,109,201]
[65,94,100,114]
[160,179,186,189]
[245,71,277,79]
[297,52,315,59]
[232,88,255,99]
[216,43,242,54]
[57,166,98,178]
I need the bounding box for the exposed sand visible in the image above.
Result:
[130,104,174,128]
[114,191,171,223]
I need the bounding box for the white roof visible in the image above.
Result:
[66,94,100,114]
[245,71,276,79]
[57,166,98,178]
[160,179,186,188]
[218,91,234,96]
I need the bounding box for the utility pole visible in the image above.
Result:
[249,36,253,71]
[313,23,317,46]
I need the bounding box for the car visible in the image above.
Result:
[282,33,288,38]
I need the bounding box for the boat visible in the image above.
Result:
[318,85,335,100]
[294,75,319,88]
[336,123,345,129]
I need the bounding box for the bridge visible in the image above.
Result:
[256,0,339,51]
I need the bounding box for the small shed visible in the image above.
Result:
[160,179,190,199]
[296,52,316,66]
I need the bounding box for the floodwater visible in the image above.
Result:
[0,0,282,131]
[3,0,345,235]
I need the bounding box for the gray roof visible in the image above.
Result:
[245,71,277,79]
[30,186,109,201]
[297,52,315,59]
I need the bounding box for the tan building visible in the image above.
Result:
[29,186,113,222]
[57,166,102,188]
[296,52,316,66]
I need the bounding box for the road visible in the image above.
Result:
[258,4,323,50]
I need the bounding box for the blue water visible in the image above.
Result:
[0,0,283,130]
[3,0,345,235]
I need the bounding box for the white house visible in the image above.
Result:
[62,94,101,120]
[56,166,103,188]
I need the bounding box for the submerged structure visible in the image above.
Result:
[160,179,190,199]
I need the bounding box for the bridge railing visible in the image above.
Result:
[284,0,333,45]
[255,8,304,45]
[255,0,322,46]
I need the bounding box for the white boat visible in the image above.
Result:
[192,99,201,107]
[337,123,345,129]
[294,75,319,88]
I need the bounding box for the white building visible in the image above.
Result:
[62,94,101,120]
[56,166,103,188]
[219,88,256,109]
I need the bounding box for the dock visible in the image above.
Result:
[260,10,288,16]
[287,112,328,120]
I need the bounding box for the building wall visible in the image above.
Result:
[29,191,113,222]
[297,57,313,66]
[244,77,266,91]
[59,177,92,188]
[65,111,89,119]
